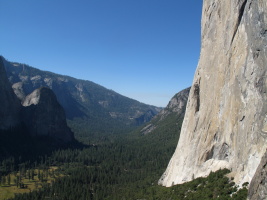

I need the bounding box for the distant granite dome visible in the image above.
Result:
[159,0,267,192]
[0,56,21,129]
[22,87,74,142]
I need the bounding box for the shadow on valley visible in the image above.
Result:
[0,124,88,175]
[0,117,248,200]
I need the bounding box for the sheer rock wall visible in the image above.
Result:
[159,0,267,187]
[22,87,74,142]
[0,57,73,143]
[0,57,21,129]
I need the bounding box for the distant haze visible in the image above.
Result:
[0,0,202,107]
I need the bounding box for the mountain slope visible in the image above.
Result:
[2,56,161,138]
[140,87,190,135]
[159,0,267,188]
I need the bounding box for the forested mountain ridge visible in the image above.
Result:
[1,56,161,138]
[140,87,190,135]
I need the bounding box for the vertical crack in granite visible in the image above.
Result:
[231,0,248,45]
[193,82,200,113]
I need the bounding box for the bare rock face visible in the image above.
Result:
[22,87,74,142]
[0,57,21,129]
[159,0,267,187]
[248,150,267,200]
[0,56,73,143]
[158,87,190,120]
[141,87,190,135]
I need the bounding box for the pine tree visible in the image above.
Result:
[16,176,19,188]
[7,174,11,185]
[2,176,6,185]
[31,169,35,180]
[27,170,30,180]
[38,169,41,181]
[40,173,44,182]
[13,177,17,187]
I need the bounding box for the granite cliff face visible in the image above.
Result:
[0,57,73,143]
[159,87,190,118]
[248,150,267,200]
[22,87,74,142]
[159,0,267,188]
[141,87,190,135]
[0,57,21,129]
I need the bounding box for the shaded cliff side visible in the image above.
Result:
[0,56,74,143]
[159,0,267,188]
[22,87,74,142]
[0,56,21,129]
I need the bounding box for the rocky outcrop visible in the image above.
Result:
[159,0,267,187]
[22,87,74,142]
[158,87,190,120]
[248,150,267,200]
[0,56,73,143]
[141,87,190,135]
[0,57,21,129]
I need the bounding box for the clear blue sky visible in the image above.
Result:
[0,0,202,107]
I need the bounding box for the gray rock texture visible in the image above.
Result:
[0,56,73,143]
[158,87,190,120]
[141,87,190,135]
[22,87,74,142]
[248,150,267,200]
[159,0,267,188]
[0,57,21,129]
